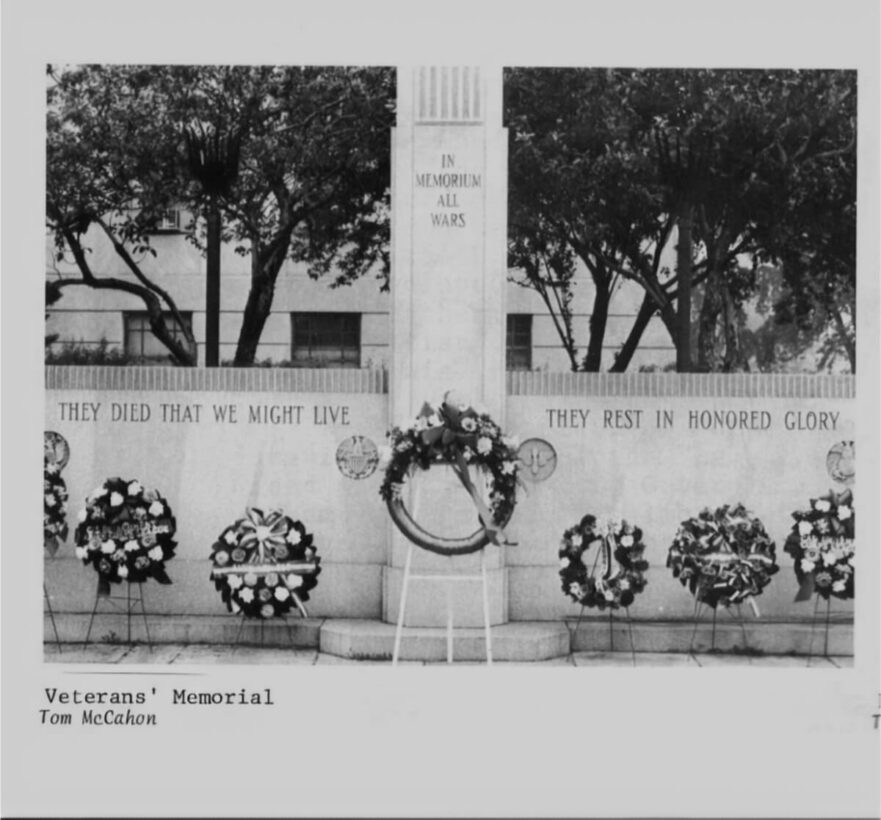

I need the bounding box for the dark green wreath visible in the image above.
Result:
[667,504,778,609]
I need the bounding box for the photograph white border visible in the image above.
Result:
[3,1,879,816]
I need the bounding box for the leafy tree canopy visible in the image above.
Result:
[505,67,856,373]
[47,64,395,365]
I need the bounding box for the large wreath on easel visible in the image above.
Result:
[379,396,520,555]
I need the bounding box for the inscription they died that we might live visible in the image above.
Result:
[57,401,352,426]
[415,153,481,228]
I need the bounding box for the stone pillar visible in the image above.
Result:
[383,66,509,626]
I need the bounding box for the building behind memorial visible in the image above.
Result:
[45,209,678,373]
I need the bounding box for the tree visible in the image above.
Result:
[46,65,395,366]
[749,71,857,371]
[504,68,857,373]
[505,68,670,372]
[637,69,856,372]
[47,65,198,364]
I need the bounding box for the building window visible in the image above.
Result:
[124,312,193,360]
[291,313,361,368]
[506,314,532,371]
[152,208,183,233]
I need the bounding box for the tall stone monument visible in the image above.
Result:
[383,67,510,626]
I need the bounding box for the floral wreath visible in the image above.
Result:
[379,394,520,556]
[558,515,649,610]
[44,455,69,556]
[667,503,779,610]
[74,478,176,585]
[210,508,320,619]
[784,489,854,601]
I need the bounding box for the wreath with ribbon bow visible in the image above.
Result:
[74,478,176,585]
[558,515,649,609]
[784,489,854,601]
[667,504,778,611]
[210,508,320,619]
[44,456,69,555]
[379,395,520,555]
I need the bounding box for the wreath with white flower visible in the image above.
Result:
[44,456,69,555]
[784,489,854,601]
[74,478,176,585]
[667,504,779,610]
[558,515,649,610]
[379,395,520,556]
[210,508,320,619]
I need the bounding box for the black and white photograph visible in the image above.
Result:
[3,1,880,818]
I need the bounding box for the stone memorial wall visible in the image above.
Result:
[44,366,390,619]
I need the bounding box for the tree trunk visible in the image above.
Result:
[233,274,276,365]
[721,286,741,372]
[233,228,295,366]
[147,309,197,366]
[204,204,221,367]
[611,293,659,372]
[675,209,694,372]
[831,304,856,373]
[582,278,611,371]
[55,222,196,366]
[697,268,723,371]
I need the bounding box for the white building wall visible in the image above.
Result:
[46,221,676,371]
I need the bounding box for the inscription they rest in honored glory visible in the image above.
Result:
[415,153,481,228]
[545,407,840,431]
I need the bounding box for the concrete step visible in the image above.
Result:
[566,614,853,656]
[43,612,323,648]
[44,613,853,659]
[319,619,569,662]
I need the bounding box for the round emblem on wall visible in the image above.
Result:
[336,435,380,480]
[826,440,855,486]
[44,430,70,471]
[516,438,557,482]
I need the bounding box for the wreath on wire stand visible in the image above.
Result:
[44,455,69,555]
[379,394,520,556]
[784,489,854,601]
[558,515,649,610]
[667,503,779,615]
[74,478,176,585]
[210,508,320,619]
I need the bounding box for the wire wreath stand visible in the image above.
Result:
[390,465,500,666]
[44,583,63,653]
[568,605,637,665]
[44,543,63,653]
[84,578,153,651]
[211,562,316,649]
[804,591,846,667]
[687,577,755,656]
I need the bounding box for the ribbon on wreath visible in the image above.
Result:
[416,400,515,547]
[238,508,290,563]
[698,550,767,616]
[593,521,621,597]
